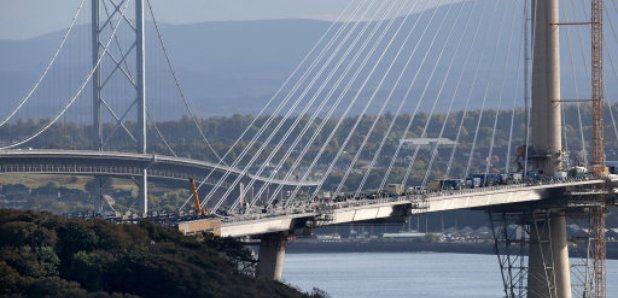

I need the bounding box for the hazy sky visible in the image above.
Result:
[0,0,468,40]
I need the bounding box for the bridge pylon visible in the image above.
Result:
[530,0,562,177]
[525,0,612,296]
[91,0,149,216]
[528,0,571,297]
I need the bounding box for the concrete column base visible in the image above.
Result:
[138,169,148,217]
[93,176,110,214]
[528,212,571,298]
[256,232,287,281]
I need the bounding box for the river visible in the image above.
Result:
[283,252,618,297]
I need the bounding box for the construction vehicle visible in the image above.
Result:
[189,177,207,216]
[385,183,404,195]
[428,179,464,191]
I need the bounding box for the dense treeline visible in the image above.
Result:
[0,209,322,298]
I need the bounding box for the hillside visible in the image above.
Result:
[0,209,322,298]
[2,0,614,118]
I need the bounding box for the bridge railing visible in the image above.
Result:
[221,177,597,223]
[68,177,598,224]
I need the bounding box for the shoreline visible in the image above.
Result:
[286,240,618,259]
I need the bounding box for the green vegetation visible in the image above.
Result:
[0,209,324,298]
[0,178,187,214]
[0,174,91,190]
[4,106,615,188]
[2,105,618,216]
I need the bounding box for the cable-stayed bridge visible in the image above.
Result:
[2,0,618,297]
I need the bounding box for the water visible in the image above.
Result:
[283,252,618,298]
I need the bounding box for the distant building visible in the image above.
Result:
[399,138,457,150]
[315,233,342,242]
[382,232,427,239]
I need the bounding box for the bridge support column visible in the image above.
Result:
[528,212,571,298]
[531,0,562,176]
[93,176,108,214]
[91,0,102,150]
[256,232,287,281]
[138,169,148,216]
[239,182,245,206]
[136,0,147,155]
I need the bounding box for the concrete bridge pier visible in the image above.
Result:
[239,182,245,206]
[93,176,108,214]
[527,0,570,294]
[528,211,571,298]
[256,232,287,281]
[138,169,148,216]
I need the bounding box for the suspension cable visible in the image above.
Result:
[146,0,225,164]
[278,0,441,207]
[261,0,429,207]
[249,0,424,207]
[147,111,177,156]
[0,0,132,150]
[289,0,448,205]
[349,0,465,193]
[418,0,485,186]
[602,1,618,144]
[336,0,465,195]
[299,0,447,206]
[178,0,362,210]
[0,0,86,129]
[443,0,510,180]
[181,0,370,210]
[375,0,471,190]
[569,0,595,166]
[463,0,517,179]
[396,2,470,188]
[219,0,401,211]
[255,0,417,202]
[357,0,470,192]
[483,3,523,176]
[209,0,386,211]
[562,0,585,166]
[278,0,433,200]
[504,29,526,173]
[523,0,540,179]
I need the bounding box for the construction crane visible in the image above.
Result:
[591,1,607,297]
[189,177,207,216]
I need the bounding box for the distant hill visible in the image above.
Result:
[0,1,613,119]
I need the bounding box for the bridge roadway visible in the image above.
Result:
[0,149,318,188]
[178,179,611,237]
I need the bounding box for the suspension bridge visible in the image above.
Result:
[2,0,618,297]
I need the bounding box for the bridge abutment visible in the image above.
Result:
[256,232,287,281]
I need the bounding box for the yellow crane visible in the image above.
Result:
[189,177,207,216]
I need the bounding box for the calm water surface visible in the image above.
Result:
[283,253,618,298]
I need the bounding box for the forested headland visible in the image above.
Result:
[0,209,325,297]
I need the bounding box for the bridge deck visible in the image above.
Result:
[179,179,607,237]
[0,149,318,187]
